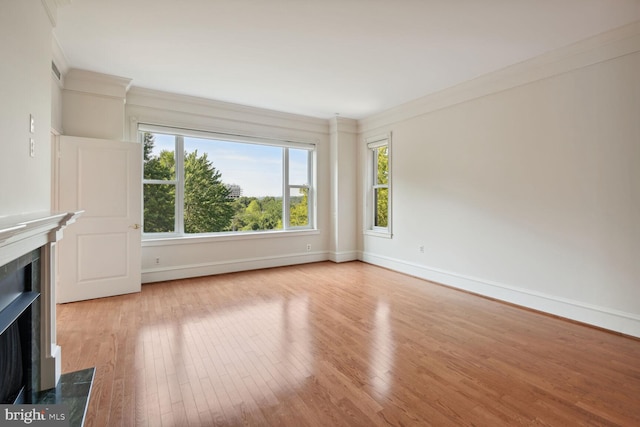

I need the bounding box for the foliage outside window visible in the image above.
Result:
[141,126,314,236]
[366,134,391,236]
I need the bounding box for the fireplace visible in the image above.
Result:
[0,211,81,399]
[0,249,41,404]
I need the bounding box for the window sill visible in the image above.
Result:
[364,229,392,239]
[142,228,320,247]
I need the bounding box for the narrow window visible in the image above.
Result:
[366,134,391,237]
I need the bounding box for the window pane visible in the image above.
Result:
[376,146,388,185]
[143,183,175,232]
[143,132,175,180]
[289,187,309,227]
[289,148,309,185]
[374,187,388,228]
[233,197,283,231]
[183,137,283,233]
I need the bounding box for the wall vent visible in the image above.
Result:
[51,61,61,81]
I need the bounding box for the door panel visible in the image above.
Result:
[57,136,142,303]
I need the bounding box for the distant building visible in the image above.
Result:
[226,184,242,199]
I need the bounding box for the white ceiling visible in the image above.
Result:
[54,0,640,119]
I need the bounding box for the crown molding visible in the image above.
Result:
[41,0,72,27]
[329,116,358,135]
[64,69,132,99]
[127,87,330,135]
[359,20,640,133]
[51,34,69,78]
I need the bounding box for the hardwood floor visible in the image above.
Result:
[57,261,640,426]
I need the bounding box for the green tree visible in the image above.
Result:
[289,188,308,227]
[183,150,234,233]
[375,146,388,227]
[228,196,283,231]
[143,133,175,232]
[241,199,264,231]
[261,196,283,230]
[143,133,234,233]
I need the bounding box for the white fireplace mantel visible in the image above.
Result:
[0,210,82,390]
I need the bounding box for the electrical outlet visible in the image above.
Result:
[155,257,160,264]
[306,243,311,252]
[419,245,424,253]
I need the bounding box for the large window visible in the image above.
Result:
[141,126,314,236]
[366,134,391,237]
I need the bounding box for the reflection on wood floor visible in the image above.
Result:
[57,261,640,426]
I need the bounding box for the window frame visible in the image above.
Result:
[365,133,392,238]
[283,148,314,230]
[140,124,316,239]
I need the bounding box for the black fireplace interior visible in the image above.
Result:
[0,249,40,404]
[0,321,23,403]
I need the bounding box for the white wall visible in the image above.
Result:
[359,22,640,337]
[0,0,53,216]
[329,117,358,262]
[62,69,131,140]
[125,88,332,282]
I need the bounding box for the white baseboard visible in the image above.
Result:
[329,250,359,263]
[360,251,640,338]
[142,251,329,283]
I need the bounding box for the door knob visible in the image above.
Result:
[130,223,141,230]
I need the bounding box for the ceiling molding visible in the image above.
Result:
[64,69,132,99]
[51,35,69,77]
[41,0,72,27]
[127,87,329,135]
[329,117,358,135]
[358,20,640,133]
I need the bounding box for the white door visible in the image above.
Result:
[56,136,142,303]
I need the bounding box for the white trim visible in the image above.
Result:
[329,116,358,134]
[127,87,329,136]
[282,148,290,227]
[51,35,69,78]
[64,69,132,99]
[175,136,185,234]
[359,21,640,133]
[329,250,359,263]
[142,251,329,283]
[360,251,640,338]
[139,123,317,149]
[41,0,59,27]
[365,133,391,147]
[364,229,392,239]
[143,228,320,246]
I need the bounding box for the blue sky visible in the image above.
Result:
[150,133,308,197]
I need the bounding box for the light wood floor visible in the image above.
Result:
[57,261,640,426]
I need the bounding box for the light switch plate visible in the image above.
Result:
[30,114,35,134]
[29,138,35,157]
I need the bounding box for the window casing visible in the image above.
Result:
[140,125,315,238]
[365,134,391,238]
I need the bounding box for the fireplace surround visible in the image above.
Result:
[0,211,81,401]
[0,248,40,403]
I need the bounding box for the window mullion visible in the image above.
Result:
[283,148,290,230]
[307,151,313,228]
[175,136,185,235]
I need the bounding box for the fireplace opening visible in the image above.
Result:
[0,249,40,404]
[0,321,24,403]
